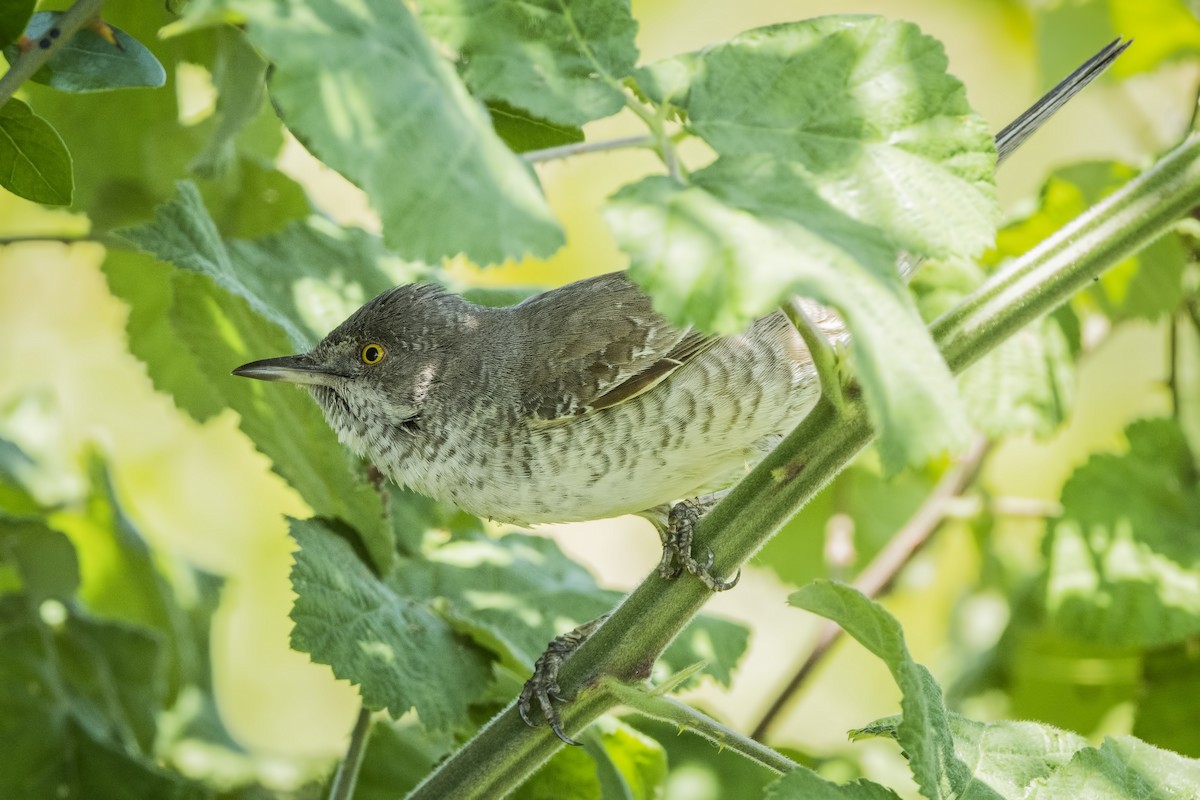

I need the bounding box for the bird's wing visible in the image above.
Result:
[517,273,717,426]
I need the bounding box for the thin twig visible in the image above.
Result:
[0,0,106,108]
[327,706,372,800]
[1170,311,1183,420]
[523,134,654,164]
[749,436,991,742]
[989,495,1063,519]
[0,235,97,246]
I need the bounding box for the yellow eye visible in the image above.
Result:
[360,343,385,365]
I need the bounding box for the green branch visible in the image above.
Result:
[0,0,106,107]
[605,679,798,774]
[406,134,1200,800]
[328,706,372,800]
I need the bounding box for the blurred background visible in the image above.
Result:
[1,0,1198,797]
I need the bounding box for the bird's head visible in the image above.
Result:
[232,284,464,441]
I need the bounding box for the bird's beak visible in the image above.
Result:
[231,354,343,386]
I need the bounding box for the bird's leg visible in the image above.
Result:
[655,492,740,592]
[518,613,611,745]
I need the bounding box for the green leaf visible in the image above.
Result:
[765,769,901,799]
[420,0,638,127]
[195,156,313,239]
[606,172,967,472]
[0,0,34,49]
[1026,736,1200,799]
[119,180,423,346]
[390,530,749,687]
[0,593,209,800]
[1028,1,1196,92]
[189,28,268,179]
[13,0,208,230]
[53,456,202,699]
[4,11,166,92]
[517,745,605,800]
[487,100,584,154]
[103,250,227,422]
[117,184,408,573]
[354,717,457,800]
[912,258,1077,439]
[991,162,1186,323]
[0,438,41,516]
[1045,418,1200,648]
[858,715,1090,798]
[0,514,80,602]
[789,581,991,800]
[197,0,564,264]
[118,181,307,348]
[641,16,998,260]
[0,98,73,205]
[585,721,668,800]
[1029,0,1118,94]
[1136,644,1200,757]
[288,518,492,732]
[958,315,1075,438]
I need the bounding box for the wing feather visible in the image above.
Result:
[517,273,715,425]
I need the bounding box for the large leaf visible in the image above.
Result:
[613,16,997,471]
[0,514,79,603]
[487,100,584,154]
[390,529,749,687]
[421,0,638,126]
[15,1,237,230]
[637,16,998,261]
[51,457,201,699]
[607,171,967,473]
[1027,737,1200,799]
[790,582,993,800]
[0,98,72,205]
[1044,418,1200,648]
[117,183,409,573]
[766,770,901,799]
[0,568,208,800]
[188,27,269,178]
[288,518,492,731]
[191,0,564,264]
[859,715,1200,799]
[4,11,166,92]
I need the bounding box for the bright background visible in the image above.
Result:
[1,0,1195,793]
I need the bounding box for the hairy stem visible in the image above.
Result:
[407,132,1200,800]
[328,706,372,800]
[748,436,990,742]
[605,680,798,774]
[0,0,106,107]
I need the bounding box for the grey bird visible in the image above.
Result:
[233,39,1127,742]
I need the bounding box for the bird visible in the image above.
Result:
[232,38,1128,743]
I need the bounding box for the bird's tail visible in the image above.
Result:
[994,38,1131,164]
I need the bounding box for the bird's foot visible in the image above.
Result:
[657,498,740,592]
[518,614,610,745]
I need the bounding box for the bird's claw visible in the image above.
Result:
[658,499,740,592]
[518,614,610,746]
